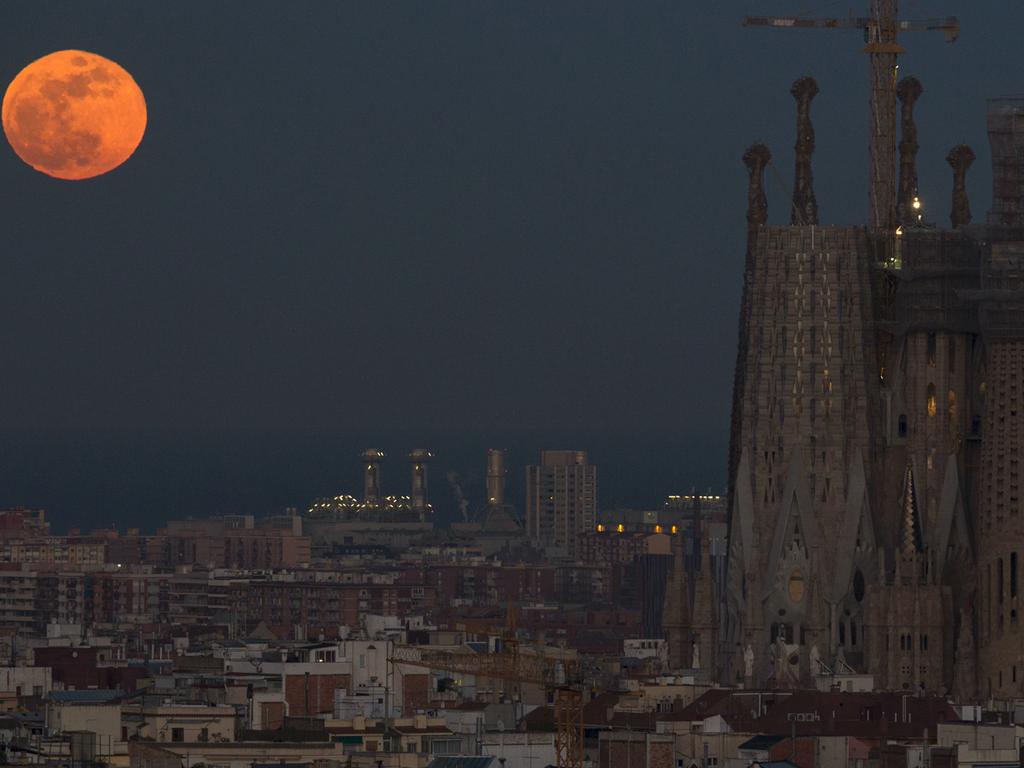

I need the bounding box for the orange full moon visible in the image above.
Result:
[2,50,146,180]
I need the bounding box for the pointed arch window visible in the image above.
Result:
[1013,552,1019,598]
[853,570,866,602]
[927,384,937,418]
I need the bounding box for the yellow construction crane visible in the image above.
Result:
[390,641,586,768]
[743,2,959,233]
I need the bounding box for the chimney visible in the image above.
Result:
[790,76,819,225]
[361,449,385,504]
[486,449,507,506]
[409,449,433,514]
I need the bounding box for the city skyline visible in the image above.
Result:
[1,5,1023,768]
[0,2,1021,528]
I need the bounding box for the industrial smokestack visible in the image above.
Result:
[486,449,507,506]
[409,449,433,513]
[361,449,385,504]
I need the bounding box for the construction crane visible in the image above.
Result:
[743,2,959,234]
[391,641,586,768]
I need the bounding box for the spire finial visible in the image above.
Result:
[896,76,924,225]
[947,144,976,228]
[743,143,772,232]
[790,76,819,225]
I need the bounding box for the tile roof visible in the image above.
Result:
[426,758,498,768]
[739,734,788,750]
[48,690,124,704]
[660,688,960,739]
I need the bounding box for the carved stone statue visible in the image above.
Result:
[790,76,819,226]
[744,644,755,679]
[809,644,821,675]
[691,638,700,670]
[947,144,976,228]
[774,635,787,681]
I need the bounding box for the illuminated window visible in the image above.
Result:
[616,524,624,533]
[788,570,805,603]
[927,384,937,417]
[596,524,605,533]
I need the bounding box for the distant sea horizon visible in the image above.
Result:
[0,430,727,534]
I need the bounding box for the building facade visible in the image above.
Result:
[525,450,597,559]
[716,82,1024,699]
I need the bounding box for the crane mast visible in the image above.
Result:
[391,643,586,768]
[743,1,959,233]
[867,0,900,232]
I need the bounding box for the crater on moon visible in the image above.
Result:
[2,49,146,180]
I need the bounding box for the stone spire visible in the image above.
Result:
[896,77,924,225]
[790,76,819,225]
[661,531,691,670]
[744,143,771,234]
[953,606,978,702]
[901,464,923,560]
[947,144,976,228]
[691,534,717,678]
[730,143,772,548]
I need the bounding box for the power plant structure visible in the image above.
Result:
[479,448,522,531]
[660,3,1024,700]
[486,447,507,506]
[409,448,433,515]
[307,448,434,523]
[450,448,525,556]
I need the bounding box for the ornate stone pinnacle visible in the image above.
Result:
[790,76,819,226]
[897,76,924,225]
[743,143,772,230]
[947,144,976,228]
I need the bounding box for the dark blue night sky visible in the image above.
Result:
[0,1,1017,529]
